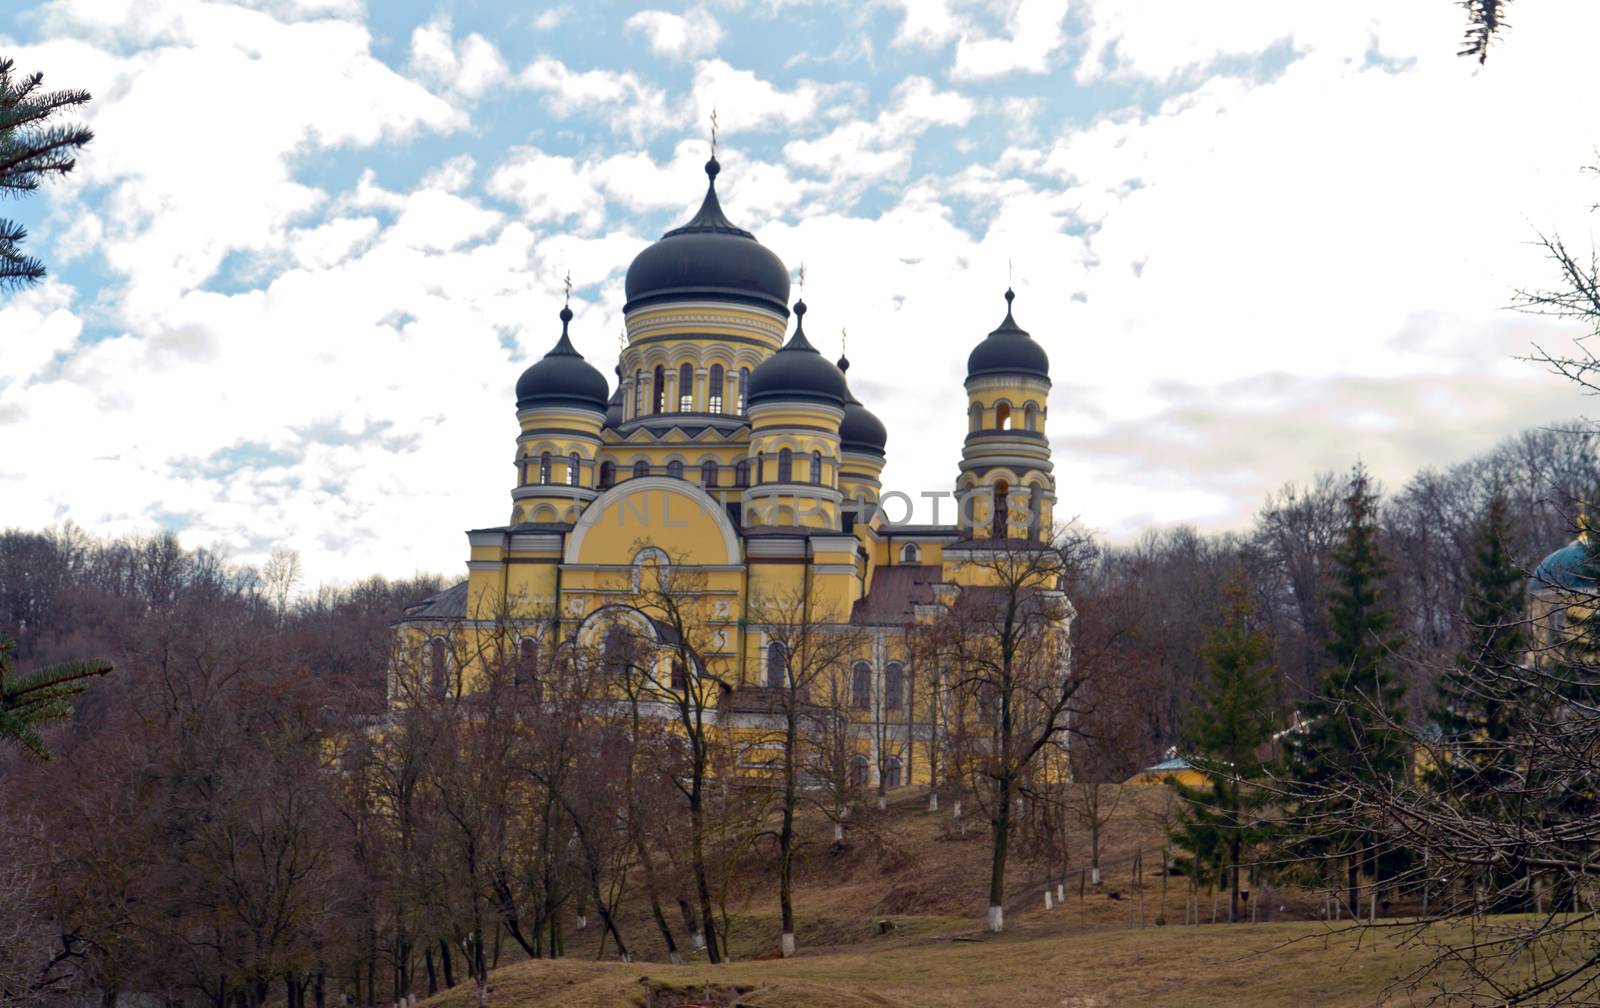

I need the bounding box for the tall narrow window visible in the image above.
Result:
[969,402,982,431]
[670,660,687,691]
[883,756,902,788]
[992,480,1009,538]
[766,641,786,689]
[652,365,665,414]
[811,450,823,486]
[539,452,551,485]
[678,363,694,412]
[633,369,643,418]
[735,460,750,487]
[429,637,447,697]
[633,460,649,479]
[851,661,871,711]
[1024,402,1038,431]
[702,461,718,487]
[599,461,615,488]
[900,544,920,563]
[777,448,793,482]
[567,452,581,486]
[995,402,1011,430]
[1028,484,1043,536]
[884,662,903,710]
[667,459,684,479]
[517,636,539,692]
[738,367,750,413]
[708,364,724,413]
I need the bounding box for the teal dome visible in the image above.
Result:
[1533,537,1599,593]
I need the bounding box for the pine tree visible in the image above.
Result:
[0,56,94,291]
[0,636,111,759]
[1170,576,1277,922]
[1282,463,1408,912]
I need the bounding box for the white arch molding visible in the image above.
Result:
[562,476,743,565]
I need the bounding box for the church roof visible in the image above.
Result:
[966,288,1049,382]
[1533,535,1600,593]
[851,564,945,626]
[837,353,887,456]
[745,300,848,408]
[516,305,610,412]
[623,157,791,315]
[400,580,469,621]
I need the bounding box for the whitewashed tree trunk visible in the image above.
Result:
[833,822,844,842]
[1044,891,1053,910]
[669,951,684,965]
[877,795,886,812]
[691,930,706,952]
[952,799,963,820]
[928,792,939,812]
[475,978,489,1008]
[781,932,796,958]
[575,914,588,931]
[986,905,1003,932]
[1091,866,1101,886]
[1056,883,1065,903]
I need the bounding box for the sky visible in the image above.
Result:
[1,0,1595,588]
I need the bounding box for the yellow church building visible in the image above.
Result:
[394,154,1070,790]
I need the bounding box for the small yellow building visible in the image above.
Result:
[394,156,1070,789]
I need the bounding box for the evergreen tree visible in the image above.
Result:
[1282,463,1409,912]
[0,56,93,292]
[1170,576,1277,922]
[0,636,111,759]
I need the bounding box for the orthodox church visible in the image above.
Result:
[394,155,1067,788]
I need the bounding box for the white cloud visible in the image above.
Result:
[689,60,838,134]
[951,0,1070,80]
[519,56,684,142]
[408,16,510,99]
[626,8,725,60]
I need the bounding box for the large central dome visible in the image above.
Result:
[623,157,791,315]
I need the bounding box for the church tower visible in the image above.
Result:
[742,299,848,529]
[956,289,1054,539]
[510,302,610,526]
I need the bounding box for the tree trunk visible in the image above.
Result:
[780,718,798,957]
[439,938,456,989]
[677,895,704,953]
[690,782,721,964]
[987,772,1012,932]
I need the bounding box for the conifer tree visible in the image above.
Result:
[1170,576,1276,922]
[0,56,93,291]
[0,637,111,759]
[1282,463,1408,912]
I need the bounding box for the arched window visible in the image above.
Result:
[633,460,649,479]
[969,401,982,432]
[428,637,448,697]
[667,459,684,479]
[766,641,786,689]
[738,367,750,413]
[633,369,644,418]
[678,363,694,412]
[670,660,687,691]
[851,661,871,711]
[709,364,724,413]
[652,365,665,414]
[1024,402,1038,431]
[1028,484,1043,536]
[901,543,920,563]
[884,662,903,711]
[701,461,718,487]
[995,402,1011,430]
[883,756,902,789]
[777,448,793,483]
[602,627,632,681]
[735,460,750,487]
[567,452,581,487]
[992,480,1009,539]
[811,450,823,486]
[849,755,869,789]
[599,461,615,489]
[539,451,551,485]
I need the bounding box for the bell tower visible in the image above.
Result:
[956,289,1055,539]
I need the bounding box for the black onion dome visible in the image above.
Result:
[623,158,791,315]
[745,300,847,408]
[836,354,887,455]
[515,305,609,412]
[966,288,1050,381]
[603,365,624,428]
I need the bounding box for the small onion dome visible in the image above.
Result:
[745,300,847,408]
[623,157,791,315]
[1532,529,1600,593]
[836,354,887,456]
[966,288,1049,381]
[603,364,624,428]
[515,305,609,412]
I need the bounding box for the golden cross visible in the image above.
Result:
[710,105,719,158]
[563,270,572,304]
[1008,258,1013,287]
[841,327,848,356]
[797,262,806,293]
